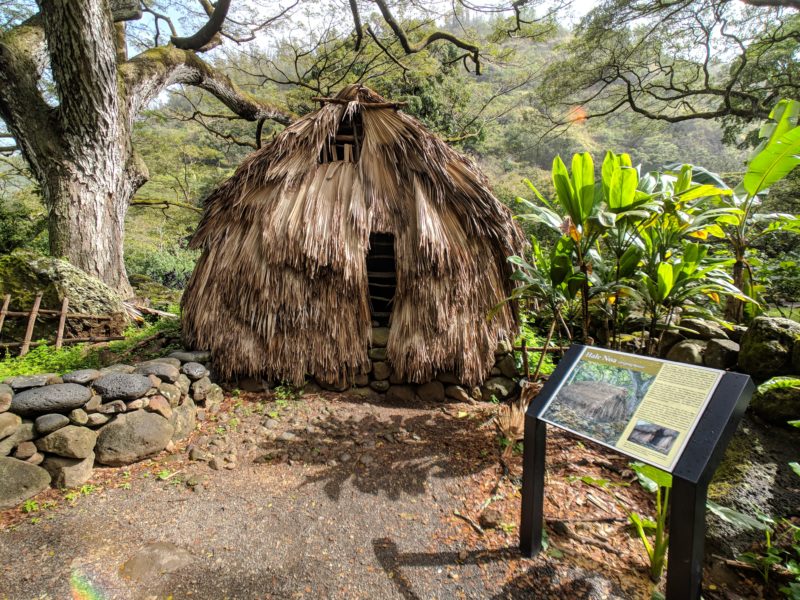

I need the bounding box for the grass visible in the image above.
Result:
[0,316,181,379]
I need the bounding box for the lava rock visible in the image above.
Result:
[175,374,191,396]
[496,355,519,379]
[369,380,390,392]
[43,452,94,488]
[191,377,211,402]
[98,364,135,375]
[704,338,740,370]
[353,373,370,387]
[0,384,13,413]
[134,362,180,384]
[371,327,390,347]
[417,381,445,402]
[10,383,93,416]
[86,413,110,427]
[62,369,102,385]
[92,373,153,401]
[0,412,21,439]
[181,362,209,381]
[372,362,392,381]
[35,425,97,459]
[4,374,57,392]
[738,316,800,379]
[83,395,102,413]
[34,413,70,435]
[148,357,182,369]
[445,385,472,403]
[437,372,461,385]
[0,420,34,455]
[168,350,211,363]
[481,377,517,401]
[666,339,708,365]
[368,347,388,361]
[158,383,181,407]
[681,318,729,341]
[146,395,172,419]
[97,400,127,415]
[494,339,513,356]
[206,384,223,406]
[750,377,800,424]
[68,408,89,425]
[386,385,416,403]
[95,409,174,466]
[12,441,36,460]
[120,542,194,581]
[0,456,51,509]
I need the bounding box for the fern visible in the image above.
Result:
[757,377,800,395]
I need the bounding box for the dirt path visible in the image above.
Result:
[0,390,660,599]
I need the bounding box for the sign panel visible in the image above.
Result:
[538,346,723,471]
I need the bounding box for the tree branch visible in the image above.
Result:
[171,0,229,51]
[120,45,294,126]
[372,0,481,74]
[130,198,203,213]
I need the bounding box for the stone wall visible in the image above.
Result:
[310,327,520,404]
[0,351,221,509]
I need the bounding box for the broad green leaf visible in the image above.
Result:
[618,246,643,278]
[706,500,771,531]
[571,152,595,223]
[753,98,800,157]
[743,126,800,196]
[790,462,800,477]
[631,462,673,490]
[552,155,577,220]
[676,164,692,193]
[522,178,553,209]
[677,184,732,202]
[656,262,674,302]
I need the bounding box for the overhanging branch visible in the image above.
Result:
[171,0,230,51]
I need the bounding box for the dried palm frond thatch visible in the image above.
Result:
[182,84,525,387]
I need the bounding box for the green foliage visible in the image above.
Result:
[0,316,180,379]
[273,383,303,403]
[125,247,199,289]
[628,462,671,582]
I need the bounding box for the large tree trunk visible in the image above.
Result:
[43,163,136,298]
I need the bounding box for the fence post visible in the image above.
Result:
[55,296,69,350]
[521,338,530,379]
[20,292,42,357]
[0,294,9,339]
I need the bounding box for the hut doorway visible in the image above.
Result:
[366,233,396,327]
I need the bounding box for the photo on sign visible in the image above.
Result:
[540,359,656,446]
[626,419,679,456]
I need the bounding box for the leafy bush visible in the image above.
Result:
[125,247,199,289]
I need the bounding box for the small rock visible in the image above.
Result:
[158,383,181,407]
[10,383,93,416]
[303,382,322,394]
[339,452,352,462]
[34,413,70,435]
[681,318,729,341]
[368,347,387,361]
[360,454,374,466]
[0,384,12,413]
[666,339,708,365]
[146,395,173,419]
[209,457,224,471]
[369,380,390,392]
[25,452,44,466]
[148,357,182,369]
[98,364,135,375]
[0,412,21,439]
[479,507,503,529]
[496,355,519,379]
[445,385,471,403]
[170,396,196,442]
[0,456,51,509]
[97,400,127,414]
[206,384,223,407]
[437,372,460,385]
[35,425,97,459]
[62,369,101,385]
[371,327,390,347]
[264,418,279,429]
[417,381,445,403]
[83,395,102,413]
[86,413,110,427]
[278,431,297,442]
[704,338,740,370]
[495,339,512,356]
[175,374,191,396]
[372,362,392,381]
[186,474,207,488]
[43,453,94,488]
[93,373,153,401]
[181,362,210,382]
[68,408,89,425]
[189,446,210,462]
[386,385,416,403]
[191,377,211,402]
[481,377,517,401]
[4,374,57,392]
[168,350,211,363]
[353,373,370,387]
[135,362,180,384]
[12,441,36,460]
[126,399,145,411]
[0,420,34,456]
[147,374,162,389]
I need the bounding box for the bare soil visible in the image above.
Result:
[0,388,778,599]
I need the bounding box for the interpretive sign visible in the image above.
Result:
[520,345,754,600]
[538,347,722,471]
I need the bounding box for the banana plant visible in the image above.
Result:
[717,98,800,322]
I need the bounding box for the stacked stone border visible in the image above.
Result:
[0,351,220,509]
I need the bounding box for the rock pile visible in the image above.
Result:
[310,327,519,403]
[0,350,220,509]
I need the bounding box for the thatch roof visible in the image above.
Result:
[182,84,524,386]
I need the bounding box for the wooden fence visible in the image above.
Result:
[0,293,124,356]
[514,339,569,380]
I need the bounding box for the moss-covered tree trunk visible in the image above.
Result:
[0,0,291,295]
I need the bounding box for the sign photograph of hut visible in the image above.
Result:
[540,347,723,471]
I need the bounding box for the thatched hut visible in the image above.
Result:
[182,84,524,387]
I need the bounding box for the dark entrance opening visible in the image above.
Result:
[319,110,364,164]
[366,233,396,327]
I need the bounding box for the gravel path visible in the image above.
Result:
[0,390,644,599]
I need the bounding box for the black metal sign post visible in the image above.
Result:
[519,345,754,600]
